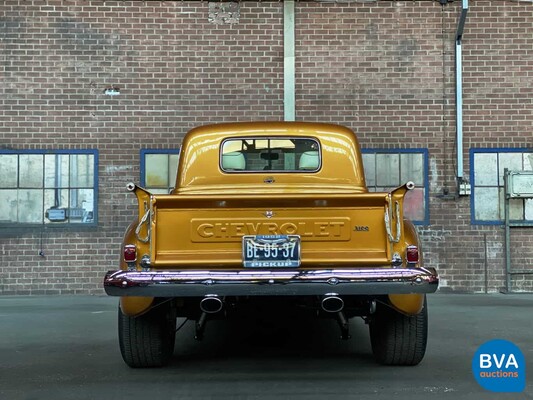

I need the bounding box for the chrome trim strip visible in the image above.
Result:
[104,267,438,297]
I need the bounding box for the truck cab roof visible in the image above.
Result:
[175,121,367,194]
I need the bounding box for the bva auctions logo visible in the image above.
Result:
[472,339,526,392]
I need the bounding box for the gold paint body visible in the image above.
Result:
[120,122,424,316]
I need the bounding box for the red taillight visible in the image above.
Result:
[406,245,419,263]
[123,245,137,263]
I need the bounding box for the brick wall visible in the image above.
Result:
[1,0,532,294]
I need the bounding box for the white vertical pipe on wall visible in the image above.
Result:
[284,0,296,121]
[455,0,468,181]
[456,41,464,180]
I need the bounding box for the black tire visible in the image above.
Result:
[118,302,176,368]
[369,298,428,366]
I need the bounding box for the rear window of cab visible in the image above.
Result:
[220,137,321,173]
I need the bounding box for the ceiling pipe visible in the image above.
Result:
[455,0,468,183]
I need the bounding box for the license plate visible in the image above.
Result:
[242,235,301,268]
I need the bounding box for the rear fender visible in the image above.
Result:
[120,296,155,317]
[118,184,156,317]
[388,294,425,315]
[387,194,425,315]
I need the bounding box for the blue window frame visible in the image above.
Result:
[0,149,98,226]
[140,149,181,194]
[470,148,533,225]
[362,149,430,225]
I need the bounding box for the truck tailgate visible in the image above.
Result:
[148,193,399,269]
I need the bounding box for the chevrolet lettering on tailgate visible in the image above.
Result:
[104,122,438,368]
[192,218,351,241]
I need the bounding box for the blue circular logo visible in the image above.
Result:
[472,339,526,393]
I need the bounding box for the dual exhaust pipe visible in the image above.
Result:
[200,293,345,314]
[321,294,377,314]
[196,295,223,341]
[200,294,224,314]
[321,294,350,340]
[201,294,374,315]
[321,293,344,313]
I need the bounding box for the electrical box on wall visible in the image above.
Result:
[459,182,471,196]
[46,208,67,222]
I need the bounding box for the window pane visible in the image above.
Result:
[169,154,180,189]
[0,190,17,223]
[70,154,94,188]
[401,153,424,186]
[474,187,499,220]
[524,153,533,171]
[19,155,43,188]
[474,153,498,186]
[498,153,523,186]
[17,189,43,223]
[0,155,18,188]
[145,154,169,188]
[221,138,319,172]
[525,199,533,220]
[253,139,269,150]
[362,153,376,187]
[376,154,399,186]
[69,189,95,223]
[44,154,69,188]
[404,188,425,221]
[509,198,524,221]
[285,153,296,170]
[44,189,69,223]
[44,188,68,209]
[149,188,171,194]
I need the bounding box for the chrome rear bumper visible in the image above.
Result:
[104,267,438,297]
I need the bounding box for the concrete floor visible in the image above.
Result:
[0,294,532,400]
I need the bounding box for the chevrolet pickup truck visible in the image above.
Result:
[104,121,438,368]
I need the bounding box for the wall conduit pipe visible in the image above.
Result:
[455,0,469,183]
[284,0,296,121]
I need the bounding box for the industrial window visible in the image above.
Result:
[362,149,429,225]
[0,150,98,225]
[140,149,180,194]
[470,149,533,224]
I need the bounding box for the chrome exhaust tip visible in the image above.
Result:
[200,295,223,314]
[321,293,344,313]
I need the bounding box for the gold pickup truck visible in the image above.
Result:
[104,121,438,368]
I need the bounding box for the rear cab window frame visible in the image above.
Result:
[219,136,322,174]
